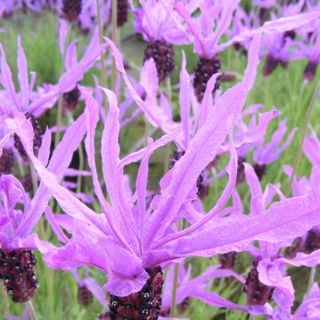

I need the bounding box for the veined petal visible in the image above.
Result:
[16,113,88,237]
[6,114,103,236]
[0,44,19,113]
[17,36,29,110]
[145,37,261,247]
[170,190,320,257]
[100,88,141,253]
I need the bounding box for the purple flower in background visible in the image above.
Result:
[161,262,265,317]
[133,0,190,81]
[70,269,107,307]
[0,105,88,302]
[293,29,320,81]
[0,175,39,303]
[252,119,296,180]
[176,1,320,100]
[270,283,320,320]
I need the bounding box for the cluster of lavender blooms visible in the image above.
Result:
[1,0,320,319]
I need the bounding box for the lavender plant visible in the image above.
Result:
[0,1,320,320]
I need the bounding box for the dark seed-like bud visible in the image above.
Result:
[285,237,304,259]
[244,262,273,305]
[62,0,82,22]
[253,163,267,181]
[283,30,296,40]
[20,173,33,193]
[258,8,269,24]
[193,56,221,103]
[77,284,93,306]
[169,151,185,170]
[0,148,14,175]
[304,229,320,253]
[218,252,237,269]
[144,40,175,82]
[14,113,42,162]
[0,249,38,303]
[63,86,81,113]
[108,267,164,320]
[236,156,246,184]
[304,61,318,82]
[196,173,209,199]
[177,298,190,314]
[117,0,129,27]
[263,55,279,76]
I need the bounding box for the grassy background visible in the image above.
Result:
[0,8,319,320]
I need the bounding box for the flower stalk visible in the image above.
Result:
[96,0,108,108]
[26,300,39,320]
[287,82,320,193]
[111,0,118,91]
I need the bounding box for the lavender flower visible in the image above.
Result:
[133,0,190,81]
[7,33,320,320]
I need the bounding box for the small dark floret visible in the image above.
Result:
[219,252,237,269]
[108,267,164,320]
[117,0,129,27]
[244,262,274,305]
[20,173,33,193]
[263,55,279,76]
[253,163,267,181]
[0,249,38,303]
[196,173,209,199]
[193,56,221,103]
[62,0,82,22]
[63,86,81,113]
[0,148,14,175]
[77,284,94,306]
[236,156,246,184]
[14,113,42,162]
[304,229,320,253]
[304,61,318,82]
[144,40,175,82]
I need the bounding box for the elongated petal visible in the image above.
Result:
[279,249,320,267]
[170,190,320,257]
[105,38,180,138]
[17,36,29,110]
[258,259,294,311]
[100,88,141,253]
[38,128,51,166]
[0,44,19,112]
[6,114,103,236]
[244,163,264,214]
[144,37,261,247]
[179,52,191,148]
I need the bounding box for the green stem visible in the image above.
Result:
[307,266,317,293]
[170,262,180,317]
[30,166,38,195]
[54,94,63,147]
[111,0,118,91]
[17,159,25,176]
[96,0,108,101]
[76,142,84,194]
[287,82,320,194]
[26,300,39,320]
[1,287,10,319]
